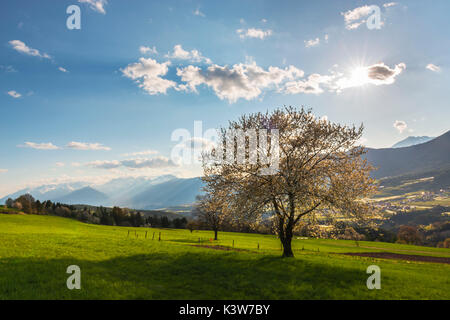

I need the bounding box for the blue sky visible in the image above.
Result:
[0,0,449,196]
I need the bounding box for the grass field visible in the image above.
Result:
[0,214,449,299]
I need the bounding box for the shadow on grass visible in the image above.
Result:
[0,251,381,300]
[168,239,212,244]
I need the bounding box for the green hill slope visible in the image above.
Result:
[366,130,450,179]
[0,214,448,299]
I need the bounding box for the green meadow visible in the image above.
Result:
[0,214,449,300]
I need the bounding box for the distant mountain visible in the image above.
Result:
[4,131,447,208]
[377,165,450,196]
[126,177,204,209]
[55,187,110,206]
[96,174,177,205]
[0,182,88,204]
[391,136,434,148]
[366,130,450,179]
[1,175,203,209]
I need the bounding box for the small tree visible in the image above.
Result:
[13,201,23,211]
[445,238,450,248]
[186,220,197,233]
[397,225,422,245]
[5,198,13,208]
[15,194,35,214]
[203,107,377,257]
[192,192,229,240]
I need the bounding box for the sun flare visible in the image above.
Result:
[350,66,370,87]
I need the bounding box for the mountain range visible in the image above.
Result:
[2,130,449,209]
[365,130,450,179]
[391,136,435,148]
[0,175,204,210]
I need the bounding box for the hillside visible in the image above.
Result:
[392,136,434,148]
[55,186,110,206]
[2,131,449,208]
[127,177,204,209]
[0,214,448,299]
[365,130,450,179]
[377,165,450,195]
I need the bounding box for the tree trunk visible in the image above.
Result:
[278,218,294,257]
[214,229,218,240]
[281,229,294,257]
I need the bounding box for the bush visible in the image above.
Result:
[444,238,450,248]
[397,225,423,245]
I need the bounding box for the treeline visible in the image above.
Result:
[381,205,450,247]
[4,194,449,247]
[3,194,188,229]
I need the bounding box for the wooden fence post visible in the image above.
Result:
[145,231,148,239]
[152,232,155,240]
[127,230,130,238]
[257,243,260,250]
[159,232,161,241]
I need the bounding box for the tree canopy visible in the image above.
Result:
[202,106,377,257]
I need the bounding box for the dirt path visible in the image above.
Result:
[191,244,249,252]
[342,252,450,264]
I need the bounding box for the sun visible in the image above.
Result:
[350,66,370,87]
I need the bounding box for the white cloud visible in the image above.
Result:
[284,73,334,95]
[121,157,177,169]
[55,162,65,167]
[334,62,406,90]
[123,50,405,102]
[177,62,304,103]
[236,28,273,40]
[284,62,406,95]
[7,90,21,98]
[19,142,59,150]
[87,156,177,170]
[139,46,158,55]
[66,142,111,151]
[194,7,205,17]
[393,120,407,133]
[342,5,373,26]
[121,150,159,157]
[78,0,107,14]
[383,2,397,8]
[426,64,441,73]
[0,169,8,174]
[165,45,212,64]
[341,5,387,30]
[304,38,320,48]
[345,21,365,30]
[58,67,68,73]
[9,40,51,59]
[342,4,395,30]
[86,160,121,169]
[121,57,176,95]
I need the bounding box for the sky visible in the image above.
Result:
[0,0,449,197]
